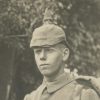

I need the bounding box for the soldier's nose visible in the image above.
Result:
[40,49,46,60]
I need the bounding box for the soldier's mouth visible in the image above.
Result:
[40,64,49,66]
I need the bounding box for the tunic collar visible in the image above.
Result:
[42,72,75,93]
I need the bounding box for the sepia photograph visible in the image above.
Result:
[0,0,100,100]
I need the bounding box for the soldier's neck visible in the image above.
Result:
[44,69,64,82]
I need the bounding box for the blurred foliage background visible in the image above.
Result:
[0,0,100,100]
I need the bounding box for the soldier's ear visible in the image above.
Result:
[63,48,69,62]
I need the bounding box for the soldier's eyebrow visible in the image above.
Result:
[32,46,51,51]
[32,46,43,49]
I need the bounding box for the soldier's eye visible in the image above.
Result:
[34,49,41,53]
[45,47,54,53]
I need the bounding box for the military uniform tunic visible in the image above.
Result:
[24,73,99,100]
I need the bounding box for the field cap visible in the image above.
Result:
[30,24,68,47]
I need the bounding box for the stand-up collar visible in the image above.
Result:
[42,72,75,93]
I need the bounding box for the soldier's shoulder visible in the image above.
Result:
[98,78,100,81]
[24,84,43,100]
[81,88,100,100]
[24,89,37,100]
[73,84,100,99]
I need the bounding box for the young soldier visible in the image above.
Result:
[24,23,99,100]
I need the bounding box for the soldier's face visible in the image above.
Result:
[33,44,69,78]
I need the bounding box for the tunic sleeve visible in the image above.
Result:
[24,94,30,100]
[24,91,36,100]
